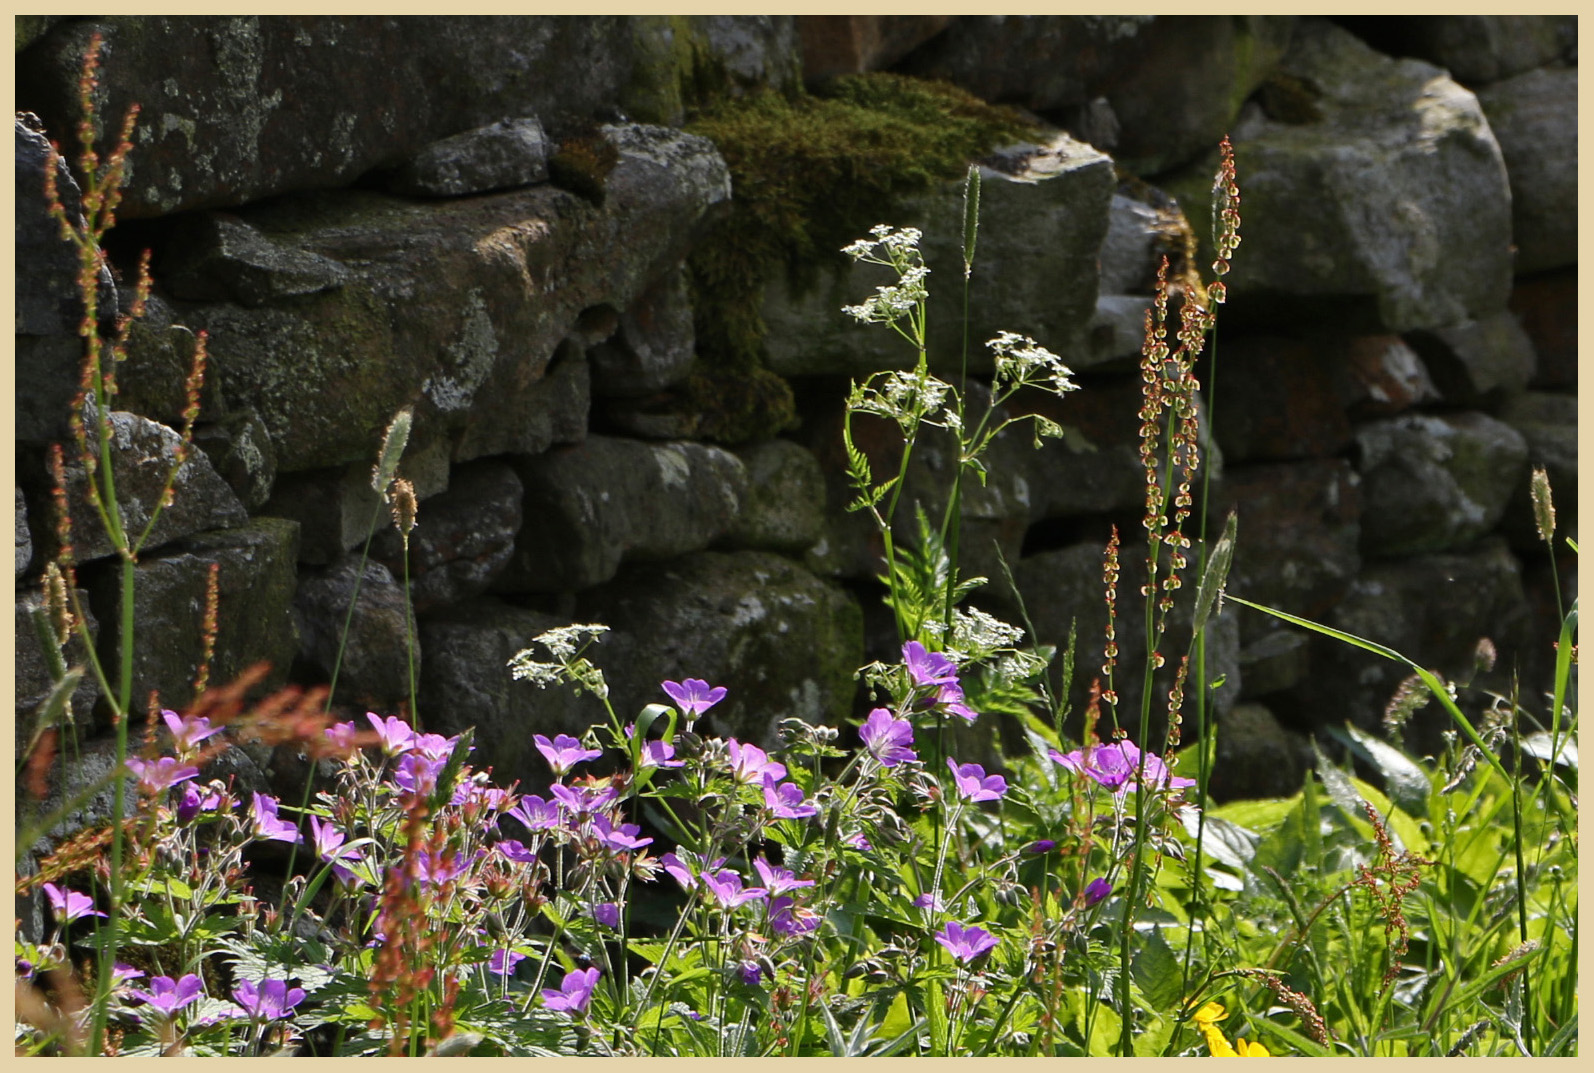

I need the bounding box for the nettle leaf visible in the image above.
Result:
[1130,926,1184,1011]
[1338,723,1431,819]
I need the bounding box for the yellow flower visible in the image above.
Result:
[1236,1038,1271,1057]
[1191,1000,1270,1056]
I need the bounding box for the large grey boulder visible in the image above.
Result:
[24,411,249,565]
[1168,18,1513,333]
[797,16,952,81]
[114,290,222,428]
[171,123,724,473]
[1326,334,1440,419]
[192,408,279,511]
[1209,703,1313,802]
[725,438,827,555]
[370,459,523,613]
[504,436,746,592]
[1356,412,1529,557]
[293,558,418,714]
[761,131,1114,378]
[162,213,355,308]
[588,264,697,397]
[85,519,301,722]
[1336,15,1576,86]
[574,550,865,747]
[1211,337,1353,462]
[1476,67,1578,275]
[386,117,550,198]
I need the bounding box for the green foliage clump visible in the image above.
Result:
[678,74,1040,443]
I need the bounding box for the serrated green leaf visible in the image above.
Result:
[1339,722,1431,819]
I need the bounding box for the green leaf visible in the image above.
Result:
[1191,509,1237,635]
[1130,926,1184,1011]
[1338,723,1432,819]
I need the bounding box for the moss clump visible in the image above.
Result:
[679,73,1040,443]
[547,134,621,207]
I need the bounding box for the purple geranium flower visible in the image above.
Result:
[367,713,415,757]
[488,948,527,977]
[762,774,818,819]
[934,681,979,723]
[592,902,621,928]
[1083,877,1113,907]
[507,794,562,832]
[912,891,946,911]
[903,641,959,688]
[124,756,200,796]
[740,961,764,987]
[1049,740,1195,795]
[946,758,1007,802]
[496,839,538,864]
[661,678,728,718]
[1024,839,1057,855]
[232,978,306,1021]
[638,738,684,770]
[541,966,601,1015]
[324,721,360,751]
[659,851,696,891]
[162,710,225,754]
[769,895,821,937]
[702,868,768,909]
[248,793,301,844]
[130,974,204,1017]
[415,849,476,887]
[409,731,463,762]
[308,816,366,886]
[845,831,871,851]
[111,963,145,989]
[859,708,917,768]
[935,921,999,963]
[389,753,447,796]
[727,740,786,785]
[175,782,222,824]
[549,782,618,818]
[752,856,815,897]
[534,733,603,776]
[591,814,653,853]
[42,882,105,924]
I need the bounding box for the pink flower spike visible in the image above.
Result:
[661,678,728,718]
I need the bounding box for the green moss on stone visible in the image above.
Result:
[680,73,1040,443]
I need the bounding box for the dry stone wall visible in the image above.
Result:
[14,15,1576,802]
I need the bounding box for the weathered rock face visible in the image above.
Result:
[1476,67,1578,275]
[797,16,952,81]
[86,518,301,722]
[1496,391,1578,551]
[506,436,747,592]
[762,131,1115,378]
[16,488,32,578]
[574,550,865,746]
[588,265,697,398]
[293,558,418,714]
[1334,15,1576,86]
[1405,312,1537,406]
[1169,18,1513,333]
[1209,703,1313,802]
[370,459,522,613]
[25,411,250,566]
[385,118,550,198]
[1212,337,1353,462]
[1510,269,1578,390]
[1356,412,1528,557]
[170,123,726,474]
[726,438,827,554]
[1327,334,1441,419]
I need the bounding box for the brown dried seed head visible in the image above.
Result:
[390,478,418,535]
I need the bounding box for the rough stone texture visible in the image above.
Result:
[1476,67,1578,276]
[418,599,609,791]
[15,114,118,444]
[725,438,827,554]
[192,408,279,511]
[898,16,1293,175]
[16,488,33,578]
[1327,334,1441,419]
[1357,412,1529,558]
[1335,15,1577,86]
[370,459,523,614]
[1406,312,1537,407]
[386,117,549,198]
[1237,629,1312,698]
[1209,703,1313,802]
[258,439,452,565]
[574,550,864,747]
[172,123,724,473]
[1212,337,1353,461]
[998,537,1243,737]
[293,558,419,714]
[588,264,697,397]
[796,16,952,81]
[114,290,224,428]
[504,436,747,592]
[24,410,250,566]
[1288,537,1532,744]
[1510,269,1577,390]
[85,518,301,721]
[15,587,100,752]
[161,213,356,308]
[1497,391,1578,550]
[1007,377,1145,522]
[449,341,591,463]
[17,16,648,218]
[624,16,804,126]
[1167,18,1513,334]
[1211,460,1362,643]
[762,131,1114,378]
